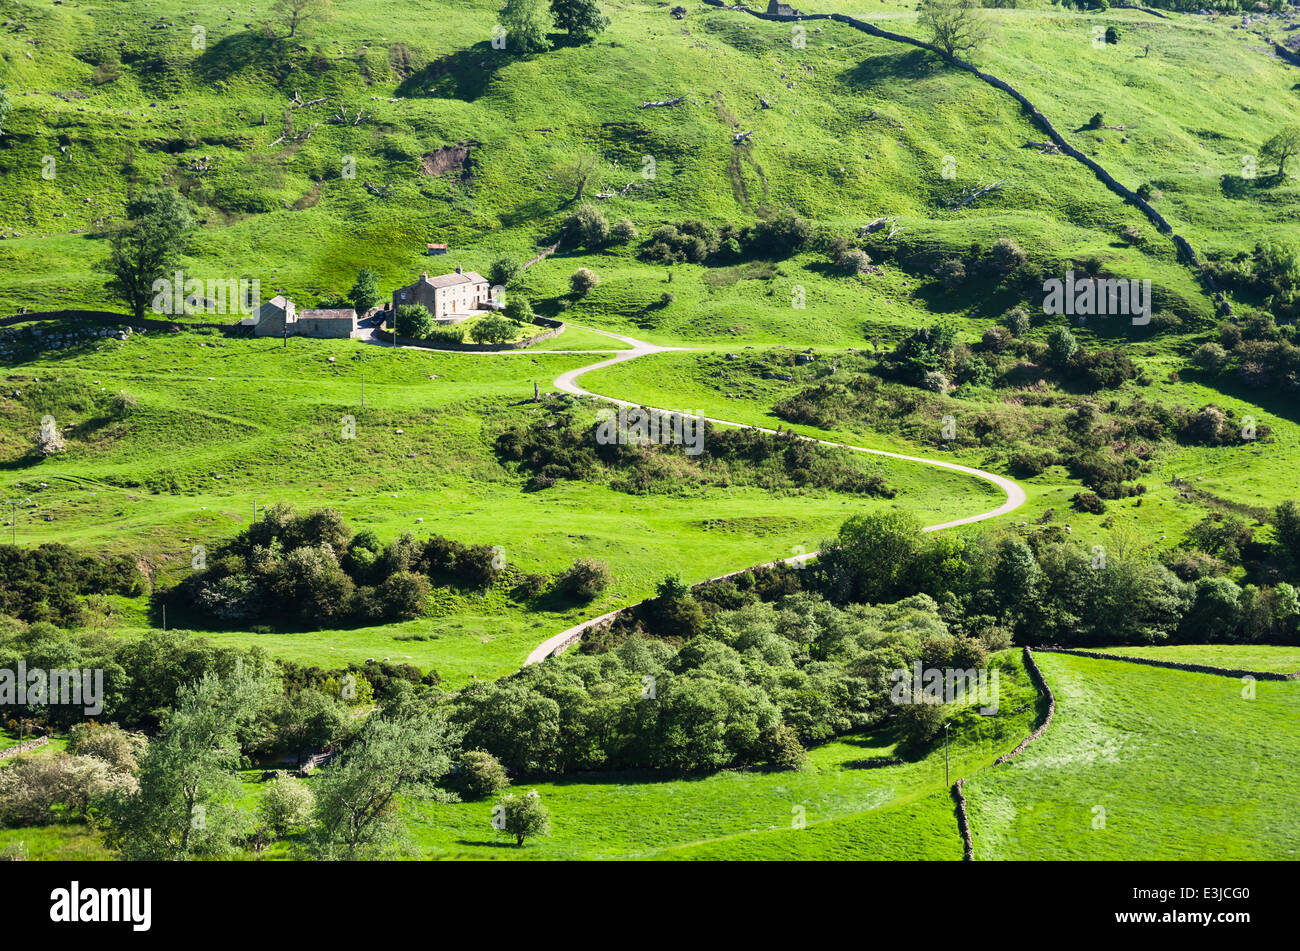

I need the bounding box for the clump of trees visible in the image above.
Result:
[494,411,894,497]
[1203,249,1300,323]
[172,505,512,629]
[500,0,610,53]
[641,211,813,265]
[0,544,143,627]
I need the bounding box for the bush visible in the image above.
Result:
[610,219,638,244]
[1047,326,1078,367]
[469,314,521,345]
[895,699,947,752]
[836,248,872,274]
[395,303,434,338]
[1003,307,1030,337]
[557,558,611,602]
[564,204,610,248]
[1071,490,1106,514]
[921,369,949,393]
[495,790,551,846]
[570,268,600,296]
[985,238,1026,278]
[457,750,510,800]
[375,570,430,620]
[1192,342,1228,373]
[488,256,523,288]
[259,773,314,837]
[982,325,1011,352]
[67,723,144,774]
[756,723,806,770]
[503,297,535,323]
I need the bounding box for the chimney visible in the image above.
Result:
[420,272,429,280]
[456,265,463,274]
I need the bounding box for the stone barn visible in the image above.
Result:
[244,296,356,338]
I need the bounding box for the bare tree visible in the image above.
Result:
[558,153,600,202]
[272,0,331,39]
[918,0,991,59]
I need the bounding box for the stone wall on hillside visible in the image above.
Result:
[1034,645,1300,681]
[699,0,1230,313]
[994,647,1056,765]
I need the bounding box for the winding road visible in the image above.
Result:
[523,324,1027,665]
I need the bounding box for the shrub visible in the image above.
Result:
[1105,25,1120,44]
[494,790,551,846]
[756,723,806,770]
[570,268,600,296]
[469,313,521,345]
[395,303,434,338]
[564,204,610,248]
[895,699,947,752]
[985,238,1026,278]
[488,256,523,288]
[981,325,1011,352]
[610,219,638,244]
[1071,490,1106,514]
[836,248,872,274]
[1088,112,1104,130]
[1047,326,1078,367]
[1192,342,1228,373]
[503,298,536,324]
[557,557,611,602]
[110,391,139,416]
[457,750,510,800]
[258,773,314,837]
[375,570,430,620]
[67,723,145,774]
[921,369,949,393]
[1003,307,1030,337]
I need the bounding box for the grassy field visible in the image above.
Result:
[403,649,1039,859]
[0,326,997,684]
[1099,643,1300,674]
[966,650,1300,860]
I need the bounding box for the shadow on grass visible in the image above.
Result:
[454,839,521,849]
[839,49,938,86]
[1220,172,1287,199]
[395,44,510,101]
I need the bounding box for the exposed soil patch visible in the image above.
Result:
[420,142,475,180]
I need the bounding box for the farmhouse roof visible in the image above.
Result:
[417,269,488,289]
